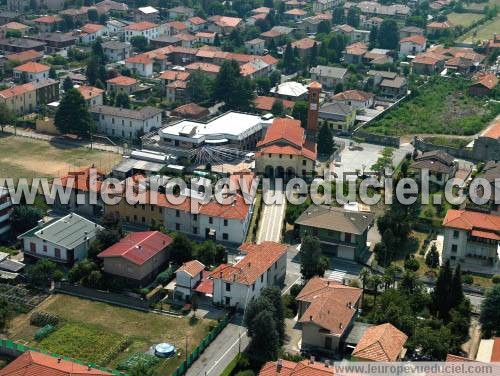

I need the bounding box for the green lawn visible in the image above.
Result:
[8,295,216,375]
[367,77,499,136]
[38,323,129,365]
[465,0,500,11]
[447,12,483,27]
[0,135,121,181]
[459,16,500,43]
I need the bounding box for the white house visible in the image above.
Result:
[123,21,161,42]
[102,41,131,62]
[90,105,163,139]
[399,35,427,57]
[195,31,216,45]
[244,38,265,55]
[174,260,205,300]
[106,19,127,35]
[442,209,500,274]
[78,23,107,44]
[186,16,207,32]
[75,85,104,107]
[135,6,159,23]
[330,89,374,109]
[210,242,287,308]
[125,54,153,77]
[13,62,50,82]
[18,213,103,265]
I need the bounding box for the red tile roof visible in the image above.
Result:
[0,351,112,375]
[491,337,500,362]
[0,82,34,99]
[483,120,500,139]
[125,54,153,64]
[352,323,408,361]
[194,271,213,294]
[160,70,190,81]
[14,61,49,73]
[443,210,500,237]
[259,359,334,376]
[171,102,209,117]
[1,21,29,30]
[210,242,287,285]
[6,49,43,63]
[285,8,307,16]
[209,15,242,28]
[76,85,104,100]
[81,23,104,34]
[98,231,172,265]
[54,166,105,192]
[400,35,427,45]
[34,15,62,23]
[166,20,187,31]
[291,37,316,50]
[124,21,158,31]
[254,96,295,111]
[332,89,374,102]
[188,16,206,25]
[106,75,138,86]
[472,72,498,90]
[297,277,362,335]
[176,260,205,277]
[185,62,220,73]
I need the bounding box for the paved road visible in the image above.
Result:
[186,317,249,376]
[256,190,286,244]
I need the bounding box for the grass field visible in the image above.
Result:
[459,16,500,43]
[8,295,215,375]
[367,77,499,136]
[465,0,500,11]
[447,12,483,27]
[0,135,121,181]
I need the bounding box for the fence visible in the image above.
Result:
[172,314,231,376]
[0,339,124,375]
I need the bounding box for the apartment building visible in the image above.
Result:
[123,21,161,42]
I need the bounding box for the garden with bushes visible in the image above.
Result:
[367,77,500,136]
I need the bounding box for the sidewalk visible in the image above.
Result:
[186,316,249,376]
[2,126,125,154]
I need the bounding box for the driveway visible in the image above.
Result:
[256,190,286,244]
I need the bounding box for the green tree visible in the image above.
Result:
[114,92,130,108]
[86,57,99,86]
[87,8,99,23]
[49,67,57,79]
[346,7,360,27]
[378,19,399,50]
[480,284,500,337]
[130,36,149,52]
[291,100,308,128]
[283,42,295,73]
[247,310,279,362]
[317,124,334,156]
[170,233,194,265]
[300,235,329,280]
[92,40,105,62]
[359,267,371,293]
[0,298,10,329]
[270,99,284,116]
[450,264,464,309]
[25,259,57,286]
[425,244,439,268]
[261,287,285,345]
[129,360,155,376]
[317,20,331,35]
[186,70,212,104]
[62,76,74,92]
[0,102,15,133]
[332,6,344,24]
[214,60,254,111]
[10,205,43,235]
[432,260,453,320]
[54,88,93,136]
[369,25,378,49]
[411,323,452,360]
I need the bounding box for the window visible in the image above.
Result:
[260,274,264,283]
[223,219,228,226]
[345,233,352,243]
[268,153,271,158]
[225,296,230,305]
[290,155,293,159]
[134,215,137,221]
[141,217,145,223]
[451,244,458,253]
[252,283,255,291]
[209,217,213,224]
[193,214,197,220]
[54,248,60,258]
[193,227,198,234]
[274,261,277,269]
[279,154,282,159]
[222,233,228,240]
[159,208,162,214]
[453,230,459,239]
[141,204,145,210]
[225,283,231,292]
[302,160,307,166]
[29,242,36,253]
[176,210,180,217]
[43,245,47,252]
[175,223,180,230]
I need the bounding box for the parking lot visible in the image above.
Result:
[328,138,414,181]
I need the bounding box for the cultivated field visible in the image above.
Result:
[7,294,215,375]
[367,77,499,136]
[0,135,121,181]
[447,12,483,27]
[465,0,500,11]
[459,16,500,43]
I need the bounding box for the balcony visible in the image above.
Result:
[0,200,11,212]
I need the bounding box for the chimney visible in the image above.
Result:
[57,358,61,363]
[309,315,313,321]
[325,360,330,368]
[310,355,315,364]
[219,271,223,278]
[339,323,343,330]
[277,359,283,371]
[37,219,44,228]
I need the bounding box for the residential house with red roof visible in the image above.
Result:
[210,242,287,308]
[399,35,427,57]
[468,72,498,97]
[0,21,30,37]
[98,231,172,286]
[296,277,362,355]
[253,96,295,114]
[123,21,160,42]
[13,61,49,82]
[5,49,43,64]
[125,54,153,77]
[186,16,207,32]
[174,260,206,300]
[351,323,408,361]
[207,15,243,35]
[0,78,59,115]
[76,85,104,106]
[442,209,500,273]
[411,53,445,75]
[330,89,374,110]
[106,75,138,94]
[33,15,62,33]
[77,23,107,44]
[255,118,317,179]
[259,358,334,375]
[0,350,112,375]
